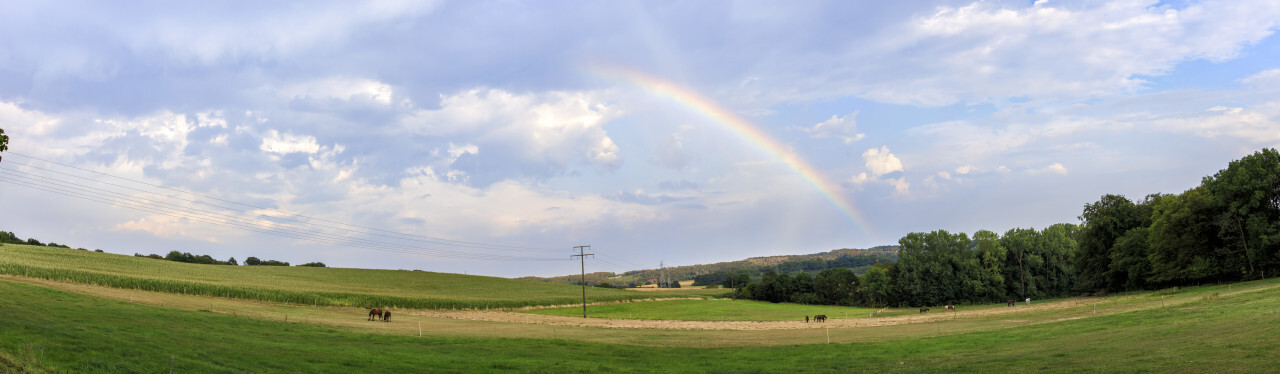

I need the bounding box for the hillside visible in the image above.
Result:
[0,243,688,309]
[523,245,898,287]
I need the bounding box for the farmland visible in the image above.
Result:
[3,241,1280,372]
[3,274,1279,372]
[0,244,699,309]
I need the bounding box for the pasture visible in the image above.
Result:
[0,244,695,309]
[3,275,1279,372]
[523,298,877,321]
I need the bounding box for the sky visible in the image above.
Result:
[1,0,1279,278]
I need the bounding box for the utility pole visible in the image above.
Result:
[572,245,593,318]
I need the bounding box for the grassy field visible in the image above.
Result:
[3,276,1279,372]
[0,244,699,309]
[524,299,877,321]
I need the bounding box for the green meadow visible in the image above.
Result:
[0,244,689,309]
[3,276,1280,372]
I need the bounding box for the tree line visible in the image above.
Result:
[3,229,324,268]
[726,148,1279,307]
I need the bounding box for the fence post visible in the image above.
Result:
[170,356,174,374]
[419,321,422,337]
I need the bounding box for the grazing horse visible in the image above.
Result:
[382,310,391,322]
[919,308,930,314]
[1025,298,1031,306]
[1007,300,1015,307]
[368,308,383,321]
[945,305,955,311]
[805,315,810,323]
[814,314,827,323]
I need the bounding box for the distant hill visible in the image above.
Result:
[521,245,898,288]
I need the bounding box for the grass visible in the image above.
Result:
[3,277,1280,372]
[0,244,692,309]
[524,299,877,321]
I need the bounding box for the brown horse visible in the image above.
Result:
[919,308,930,313]
[814,314,827,323]
[382,310,391,322]
[368,308,383,321]
[1007,299,1016,307]
[945,305,955,311]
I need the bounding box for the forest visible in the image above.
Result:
[730,148,1279,307]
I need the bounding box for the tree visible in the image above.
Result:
[244,257,262,266]
[1075,194,1147,293]
[894,230,972,306]
[814,268,859,305]
[0,127,8,163]
[1109,227,1152,291]
[1148,187,1224,285]
[297,262,327,267]
[1203,148,1280,279]
[1002,228,1039,299]
[971,230,1007,302]
[862,264,893,307]
[227,257,238,266]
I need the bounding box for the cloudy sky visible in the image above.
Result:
[2,0,1278,277]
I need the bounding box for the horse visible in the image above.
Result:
[1007,299,1015,307]
[1025,298,1031,305]
[382,310,392,322]
[814,314,827,323]
[368,308,383,321]
[919,308,930,314]
[945,305,955,311]
[805,315,810,323]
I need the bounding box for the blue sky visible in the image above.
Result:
[1,0,1278,277]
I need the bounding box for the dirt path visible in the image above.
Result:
[404,298,1088,331]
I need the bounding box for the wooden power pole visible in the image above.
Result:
[572,245,593,318]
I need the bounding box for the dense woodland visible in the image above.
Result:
[730,148,1280,307]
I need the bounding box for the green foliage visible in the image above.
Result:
[1203,148,1280,279]
[1076,194,1148,292]
[297,262,327,268]
[0,127,8,161]
[243,256,289,266]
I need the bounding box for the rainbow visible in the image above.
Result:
[588,65,875,241]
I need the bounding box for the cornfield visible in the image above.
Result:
[0,244,659,309]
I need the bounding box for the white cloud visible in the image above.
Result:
[403,89,623,171]
[758,0,1280,106]
[848,172,869,185]
[801,112,865,144]
[886,177,910,196]
[862,146,904,176]
[955,165,974,175]
[272,77,399,106]
[937,171,952,180]
[1028,162,1069,175]
[260,129,321,154]
[1240,68,1280,87]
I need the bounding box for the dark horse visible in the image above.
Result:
[1007,299,1016,307]
[919,308,930,313]
[368,308,383,321]
[382,310,391,322]
[814,314,827,323]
